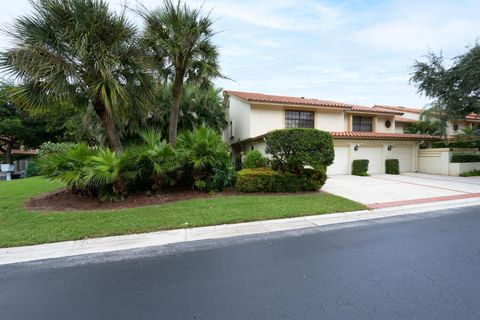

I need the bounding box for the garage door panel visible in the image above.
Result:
[353,147,382,174]
[327,146,349,175]
[390,146,413,172]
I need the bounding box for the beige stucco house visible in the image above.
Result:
[223,91,440,175]
[372,105,480,137]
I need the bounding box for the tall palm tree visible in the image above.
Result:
[0,0,153,152]
[141,0,222,147]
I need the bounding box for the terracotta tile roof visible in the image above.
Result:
[225,91,402,115]
[394,116,417,124]
[373,105,423,114]
[350,105,403,115]
[330,131,439,141]
[465,113,480,121]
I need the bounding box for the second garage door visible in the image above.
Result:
[390,146,413,172]
[327,146,349,175]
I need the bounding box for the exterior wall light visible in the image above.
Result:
[388,145,393,151]
[354,144,359,151]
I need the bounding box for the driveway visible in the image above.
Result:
[324,172,480,208]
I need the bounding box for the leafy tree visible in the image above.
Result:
[411,44,480,122]
[141,0,222,146]
[0,82,62,163]
[404,120,444,136]
[0,0,153,152]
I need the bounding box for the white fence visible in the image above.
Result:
[418,148,480,176]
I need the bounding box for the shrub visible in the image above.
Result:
[177,126,234,191]
[432,141,449,148]
[243,150,268,168]
[432,140,480,149]
[39,143,136,201]
[25,160,41,177]
[265,128,334,172]
[352,159,369,176]
[451,154,480,163]
[449,140,480,148]
[129,130,179,192]
[38,141,76,157]
[236,167,327,192]
[460,169,480,177]
[385,159,400,174]
[236,168,280,192]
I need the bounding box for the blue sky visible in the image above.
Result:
[1,0,480,108]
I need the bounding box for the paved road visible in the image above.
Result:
[1,206,480,320]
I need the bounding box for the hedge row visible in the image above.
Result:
[236,168,327,192]
[432,140,480,149]
[451,154,480,163]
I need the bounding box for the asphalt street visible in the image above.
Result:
[1,205,480,320]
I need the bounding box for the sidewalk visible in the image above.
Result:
[1,197,480,266]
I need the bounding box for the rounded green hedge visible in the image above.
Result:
[385,159,400,174]
[265,128,334,172]
[352,159,369,176]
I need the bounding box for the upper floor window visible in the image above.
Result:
[352,116,373,132]
[285,110,314,128]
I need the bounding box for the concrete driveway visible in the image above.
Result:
[323,172,480,208]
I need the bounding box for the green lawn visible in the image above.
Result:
[0,177,366,248]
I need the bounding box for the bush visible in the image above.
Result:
[432,141,449,148]
[265,128,334,172]
[449,140,480,148]
[352,159,369,176]
[460,169,480,177]
[236,168,280,192]
[385,159,400,174]
[177,126,234,191]
[432,140,480,149]
[451,154,480,163]
[25,160,41,177]
[39,143,136,201]
[243,150,268,168]
[236,167,327,192]
[38,141,76,157]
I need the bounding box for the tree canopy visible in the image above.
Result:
[411,44,480,120]
[0,0,154,152]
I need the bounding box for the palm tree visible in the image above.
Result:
[141,0,222,147]
[0,0,153,152]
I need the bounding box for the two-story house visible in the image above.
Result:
[223,91,439,175]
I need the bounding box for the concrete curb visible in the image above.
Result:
[1,198,480,266]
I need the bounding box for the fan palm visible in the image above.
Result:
[0,0,153,152]
[177,126,230,189]
[129,129,178,191]
[141,0,223,147]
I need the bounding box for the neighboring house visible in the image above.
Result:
[223,91,439,175]
[0,149,37,179]
[373,105,480,137]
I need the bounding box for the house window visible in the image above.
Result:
[285,110,314,128]
[352,116,373,132]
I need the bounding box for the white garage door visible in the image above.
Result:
[390,146,413,172]
[353,147,383,174]
[327,146,349,175]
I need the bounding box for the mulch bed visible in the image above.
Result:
[27,188,320,212]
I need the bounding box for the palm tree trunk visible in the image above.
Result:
[168,69,185,147]
[93,100,124,153]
